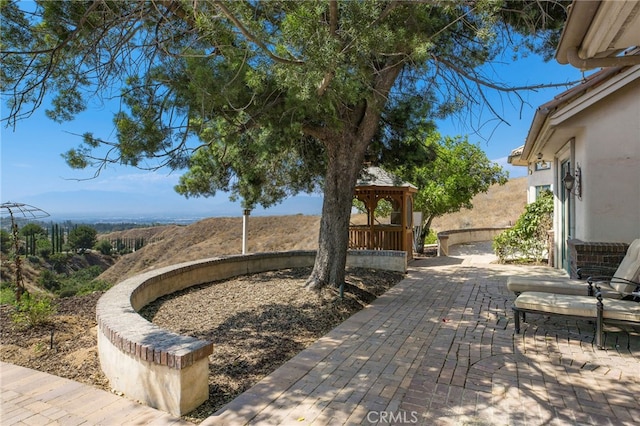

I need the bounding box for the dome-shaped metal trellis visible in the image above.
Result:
[1,202,50,301]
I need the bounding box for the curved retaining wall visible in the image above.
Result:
[437,227,509,256]
[96,250,407,416]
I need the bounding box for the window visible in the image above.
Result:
[535,185,551,198]
[535,161,551,171]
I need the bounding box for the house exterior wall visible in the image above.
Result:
[568,78,640,243]
[526,165,553,203]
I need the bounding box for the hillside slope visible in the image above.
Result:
[431,176,527,231]
[98,215,321,283]
[98,177,528,284]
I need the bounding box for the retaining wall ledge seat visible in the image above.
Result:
[96,249,407,416]
[437,227,510,256]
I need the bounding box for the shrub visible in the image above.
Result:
[56,266,111,297]
[0,230,11,254]
[493,190,553,263]
[95,239,113,256]
[0,282,15,304]
[12,293,57,328]
[37,238,52,258]
[49,252,72,273]
[423,229,438,245]
[39,270,61,292]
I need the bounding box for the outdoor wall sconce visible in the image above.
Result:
[563,165,582,199]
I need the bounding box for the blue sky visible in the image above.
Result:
[1,50,586,221]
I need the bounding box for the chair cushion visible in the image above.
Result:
[507,277,621,299]
[507,239,640,297]
[599,299,640,322]
[610,239,640,294]
[514,292,640,323]
[514,292,596,317]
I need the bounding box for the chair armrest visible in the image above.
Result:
[576,265,617,280]
[593,276,639,286]
[588,276,640,295]
[586,275,622,284]
[586,276,640,296]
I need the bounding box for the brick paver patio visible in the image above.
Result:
[2,243,639,425]
[208,246,640,425]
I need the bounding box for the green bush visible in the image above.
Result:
[1,282,15,304]
[493,190,553,263]
[95,239,113,256]
[0,230,11,254]
[12,293,57,328]
[39,270,61,292]
[56,266,111,297]
[49,252,72,273]
[423,229,438,245]
[37,238,52,258]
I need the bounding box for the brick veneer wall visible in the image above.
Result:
[567,239,629,279]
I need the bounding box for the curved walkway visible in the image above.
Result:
[2,243,639,425]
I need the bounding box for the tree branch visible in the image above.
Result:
[212,1,304,66]
[435,54,580,92]
[315,0,339,97]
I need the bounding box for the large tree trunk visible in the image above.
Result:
[305,134,368,291]
[418,215,435,253]
[305,61,404,291]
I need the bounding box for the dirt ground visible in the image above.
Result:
[0,267,403,423]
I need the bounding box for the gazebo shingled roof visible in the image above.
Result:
[356,166,417,189]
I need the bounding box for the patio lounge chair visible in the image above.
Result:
[507,239,640,299]
[513,289,640,349]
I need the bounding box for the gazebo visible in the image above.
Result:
[349,166,417,259]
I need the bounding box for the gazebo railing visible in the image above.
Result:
[349,225,404,251]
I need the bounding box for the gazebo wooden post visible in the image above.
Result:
[368,195,375,249]
[401,192,407,246]
[402,191,415,255]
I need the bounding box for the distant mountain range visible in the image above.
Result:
[6,190,324,223]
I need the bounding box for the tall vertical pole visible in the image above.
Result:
[242,209,251,254]
[8,209,25,301]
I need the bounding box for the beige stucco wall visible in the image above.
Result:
[97,250,408,417]
[526,166,553,203]
[437,228,510,256]
[97,331,210,416]
[565,77,640,243]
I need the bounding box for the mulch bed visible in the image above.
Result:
[1,267,403,423]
